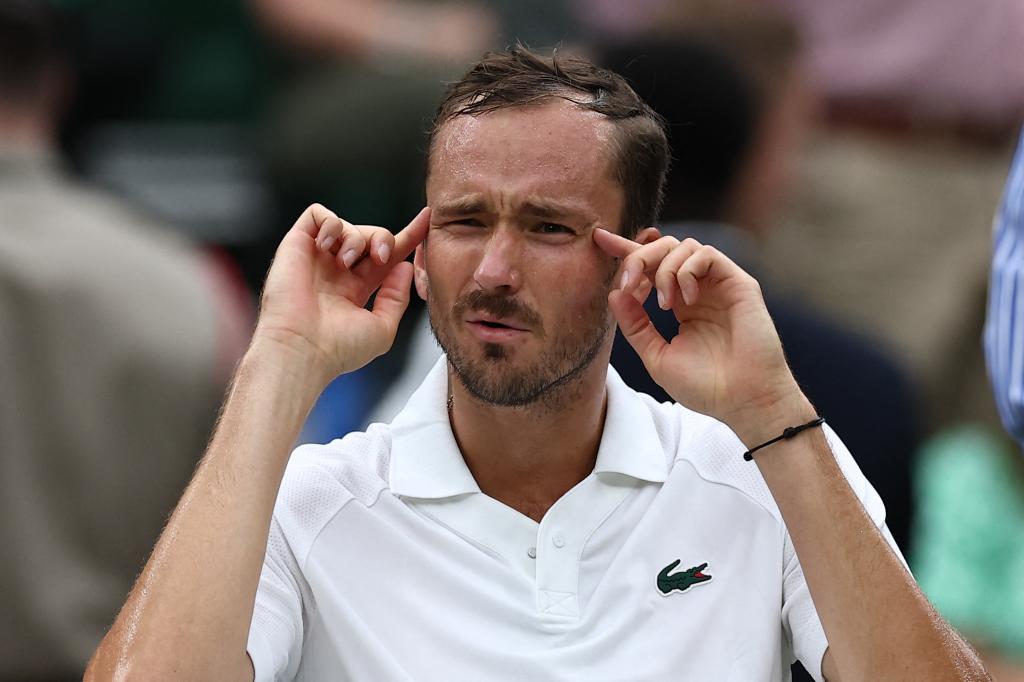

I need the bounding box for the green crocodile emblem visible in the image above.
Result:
[657,559,712,595]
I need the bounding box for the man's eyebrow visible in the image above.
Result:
[521,199,597,223]
[433,198,488,216]
[433,196,598,222]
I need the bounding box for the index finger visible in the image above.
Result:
[393,207,432,262]
[593,227,641,258]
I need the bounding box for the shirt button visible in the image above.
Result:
[552,533,566,548]
[527,546,537,559]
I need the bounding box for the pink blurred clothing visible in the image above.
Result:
[772,0,1024,121]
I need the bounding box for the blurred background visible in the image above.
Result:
[1,0,1022,679]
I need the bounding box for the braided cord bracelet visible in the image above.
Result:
[742,416,825,462]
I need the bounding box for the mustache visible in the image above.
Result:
[453,290,545,336]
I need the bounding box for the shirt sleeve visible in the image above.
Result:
[247,515,307,682]
[780,424,908,682]
[984,128,1024,447]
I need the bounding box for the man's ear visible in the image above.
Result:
[413,244,429,301]
[635,226,662,245]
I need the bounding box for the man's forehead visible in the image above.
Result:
[427,101,620,207]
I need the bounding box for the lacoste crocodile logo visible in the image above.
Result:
[657,559,712,596]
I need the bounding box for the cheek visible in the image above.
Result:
[528,249,614,313]
[424,237,478,301]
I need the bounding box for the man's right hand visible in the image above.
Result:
[255,204,430,384]
[85,204,431,682]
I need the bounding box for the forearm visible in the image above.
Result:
[735,397,989,681]
[86,341,327,681]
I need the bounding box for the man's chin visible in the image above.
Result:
[449,356,548,407]
[480,341,512,360]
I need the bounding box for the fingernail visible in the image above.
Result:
[377,243,391,264]
[321,236,335,252]
[342,249,357,269]
[620,271,630,290]
[657,289,667,309]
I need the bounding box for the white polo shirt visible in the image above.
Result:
[247,357,902,682]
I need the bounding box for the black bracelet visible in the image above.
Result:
[742,416,825,461]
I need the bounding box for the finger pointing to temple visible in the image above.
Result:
[592,227,641,258]
[393,207,432,262]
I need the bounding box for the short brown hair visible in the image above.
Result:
[427,45,670,239]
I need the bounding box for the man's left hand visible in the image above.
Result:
[593,229,813,444]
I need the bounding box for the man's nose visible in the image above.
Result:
[473,228,522,292]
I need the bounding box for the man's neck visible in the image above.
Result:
[447,359,609,523]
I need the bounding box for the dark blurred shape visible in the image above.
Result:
[602,0,920,608]
[58,0,277,293]
[0,3,251,679]
[0,0,64,98]
[615,40,758,225]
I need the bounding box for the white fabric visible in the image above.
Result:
[248,357,902,681]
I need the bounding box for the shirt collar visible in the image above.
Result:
[388,357,668,499]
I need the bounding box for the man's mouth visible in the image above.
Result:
[465,316,530,342]
[466,315,528,331]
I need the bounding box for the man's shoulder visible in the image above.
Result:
[274,424,395,533]
[639,394,787,524]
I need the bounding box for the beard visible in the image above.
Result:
[427,275,615,408]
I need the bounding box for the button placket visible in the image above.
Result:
[533,473,639,620]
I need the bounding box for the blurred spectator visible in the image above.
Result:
[985,130,1024,449]
[749,0,1024,434]
[0,3,251,679]
[912,427,1024,679]
[601,17,920,557]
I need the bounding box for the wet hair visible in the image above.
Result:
[427,45,670,239]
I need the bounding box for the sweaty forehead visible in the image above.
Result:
[427,101,621,212]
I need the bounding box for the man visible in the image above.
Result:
[87,48,987,681]
[0,2,250,679]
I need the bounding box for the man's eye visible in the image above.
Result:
[452,218,485,228]
[537,223,573,235]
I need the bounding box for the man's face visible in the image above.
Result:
[418,100,625,407]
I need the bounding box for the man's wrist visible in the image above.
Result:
[244,333,336,397]
[727,390,819,451]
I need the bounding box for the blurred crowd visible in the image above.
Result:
[1,0,1022,680]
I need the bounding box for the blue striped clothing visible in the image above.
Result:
[984,129,1024,446]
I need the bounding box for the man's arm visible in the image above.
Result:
[595,229,990,682]
[85,204,429,680]
[736,397,983,681]
[984,129,1024,448]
